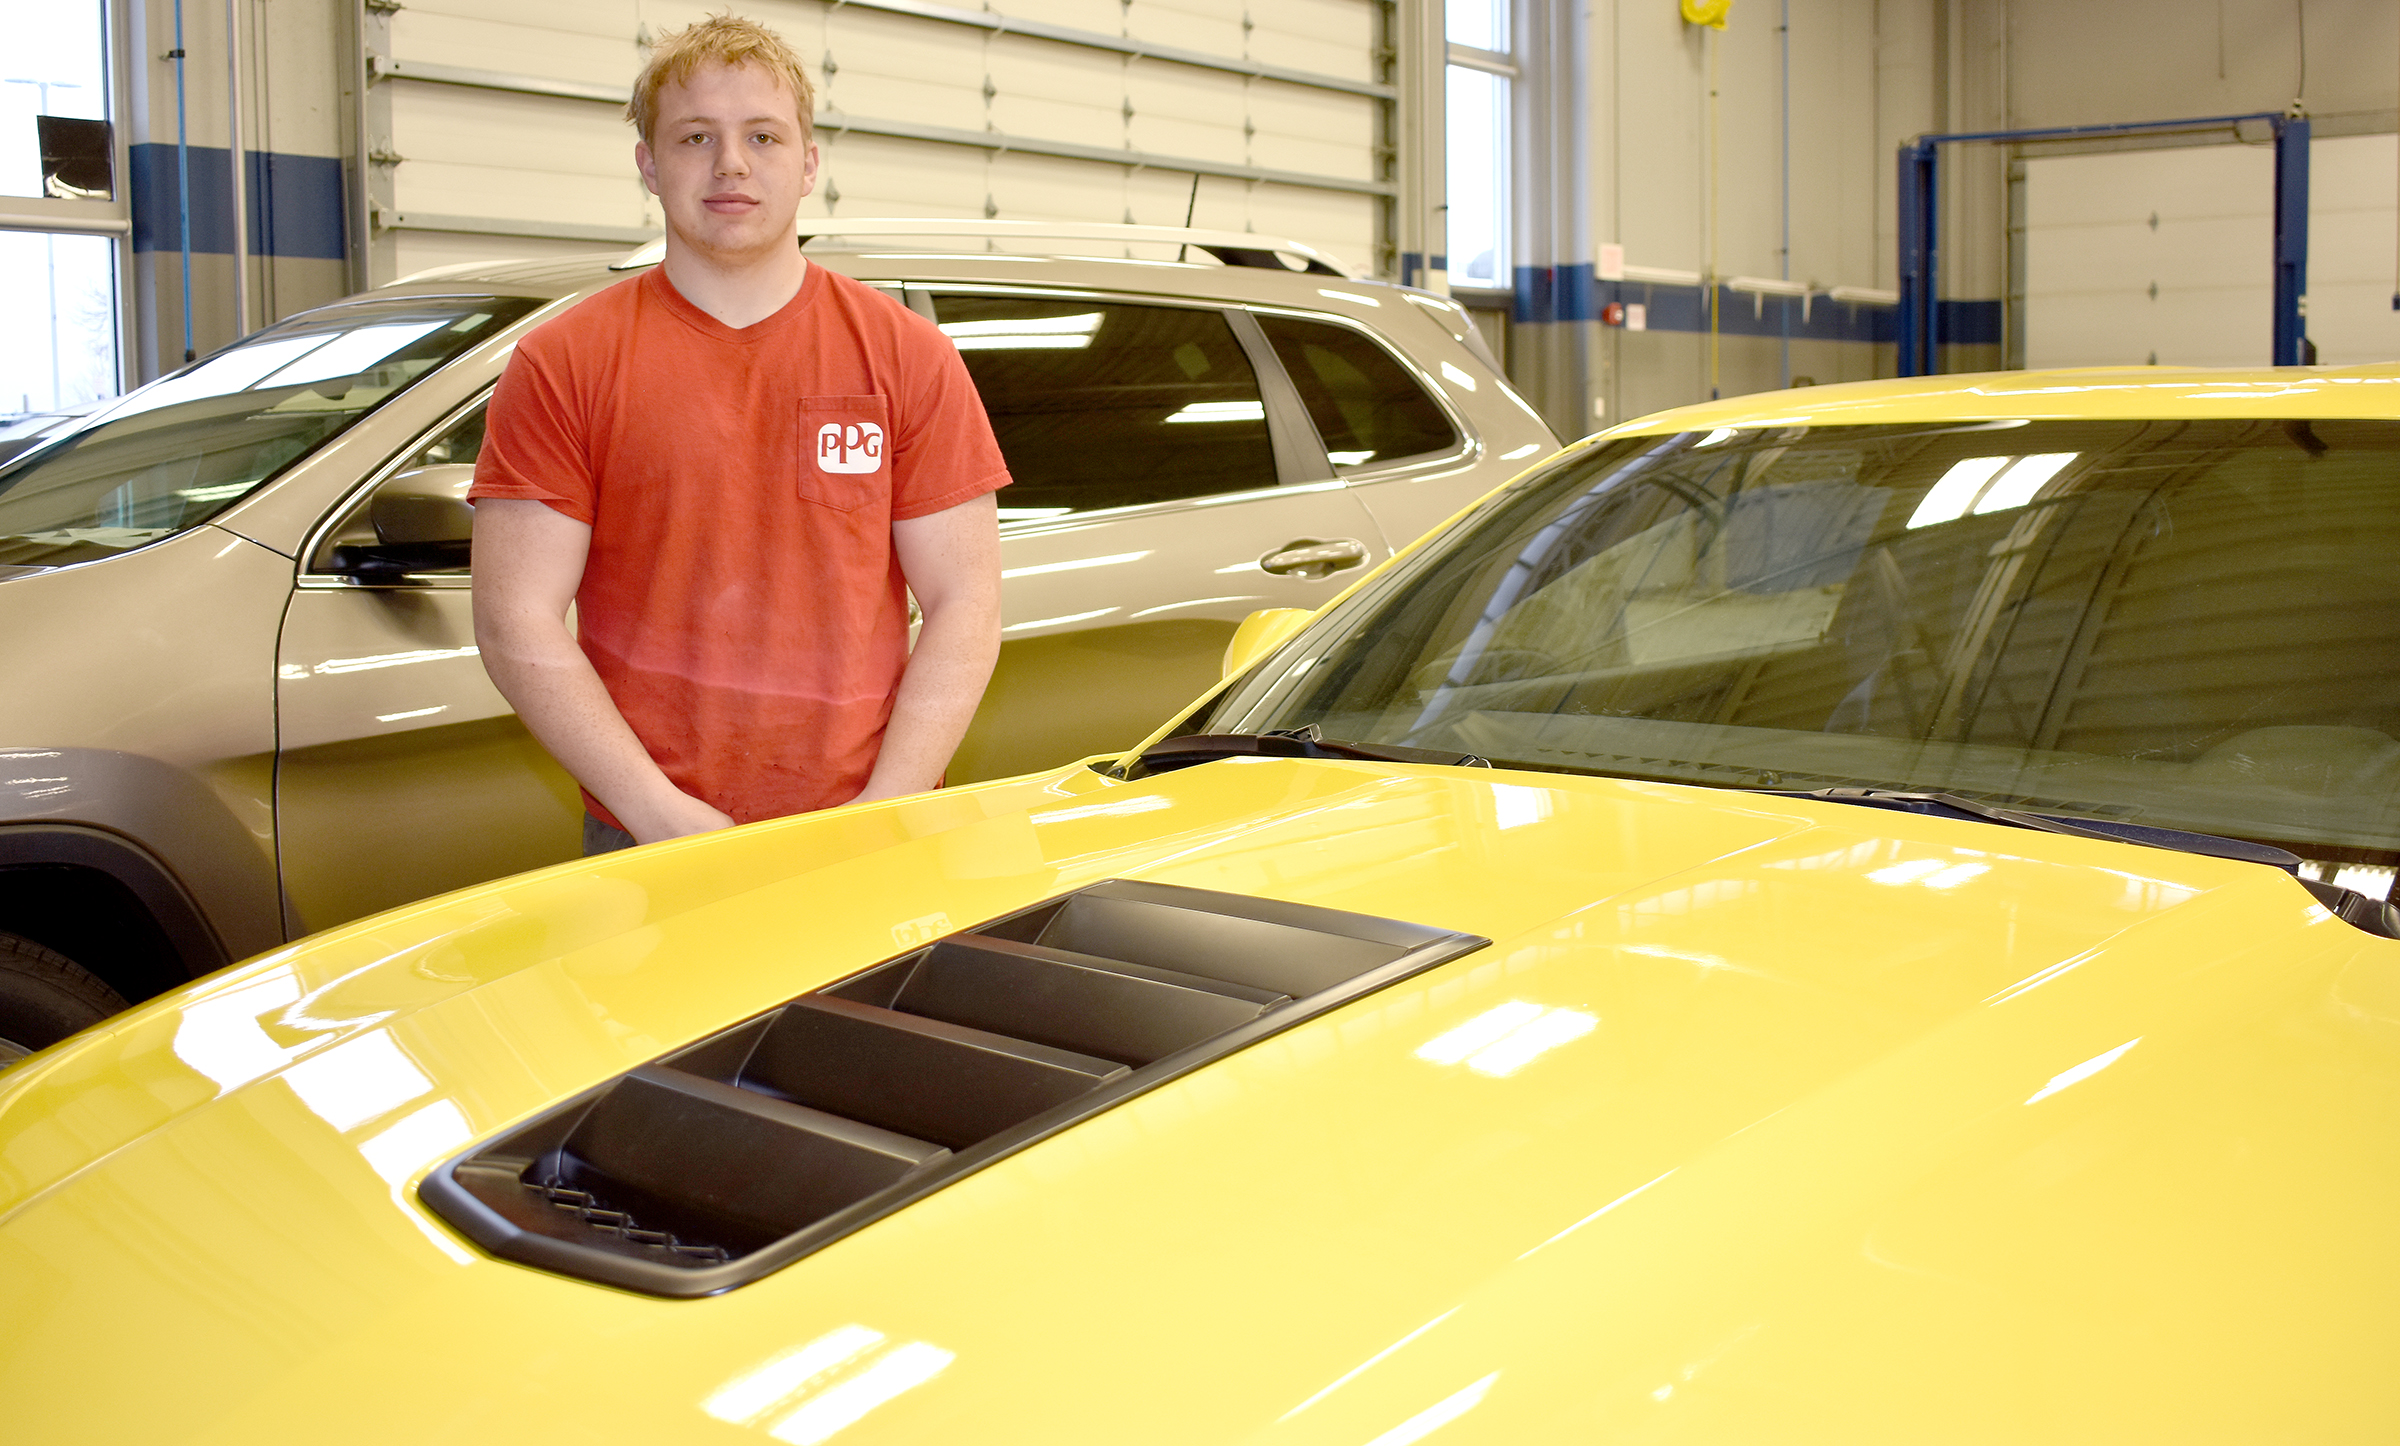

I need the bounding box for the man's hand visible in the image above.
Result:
[861,492,1004,800]
[472,498,734,845]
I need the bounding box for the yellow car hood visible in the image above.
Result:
[3,758,2395,1443]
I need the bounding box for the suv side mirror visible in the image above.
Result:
[329,464,476,584]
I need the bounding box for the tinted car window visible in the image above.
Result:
[933,295,1275,518]
[1258,313,1457,469]
[1194,418,2400,859]
[0,296,536,568]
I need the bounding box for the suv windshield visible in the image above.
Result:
[1190,418,2400,864]
[0,295,539,568]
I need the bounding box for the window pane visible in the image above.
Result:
[308,400,489,573]
[1446,0,1507,51]
[1258,314,1457,469]
[1446,67,1509,289]
[935,295,1276,516]
[0,230,117,418]
[0,296,537,568]
[2,0,110,199]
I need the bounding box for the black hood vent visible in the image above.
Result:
[420,879,1486,1296]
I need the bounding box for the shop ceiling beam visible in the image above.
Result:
[1896,111,2310,375]
[368,60,1395,198]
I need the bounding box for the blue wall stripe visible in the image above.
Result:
[1502,263,2002,348]
[130,144,347,260]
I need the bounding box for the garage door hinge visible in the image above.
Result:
[368,148,406,166]
[364,0,404,12]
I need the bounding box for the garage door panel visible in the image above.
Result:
[1001,0,1126,31]
[395,160,650,231]
[372,0,1387,284]
[1238,185,1375,261]
[823,9,989,128]
[390,10,638,88]
[406,0,635,38]
[816,132,992,212]
[393,232,625,279]
[391,86,635,178]
[1250,0,1378,82]
[985,151,1136,220]
[1124,0,1247,58]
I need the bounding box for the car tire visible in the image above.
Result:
[0,931,129,1067]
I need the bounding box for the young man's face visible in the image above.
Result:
[635,61,819,265]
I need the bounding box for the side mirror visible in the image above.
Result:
[1221,607,1313,679]
[330,464,476,583]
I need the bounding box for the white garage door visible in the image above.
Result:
[2024,133,2400,369]
[364,0,1392,283]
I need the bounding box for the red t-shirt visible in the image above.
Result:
[470,264,1009,828]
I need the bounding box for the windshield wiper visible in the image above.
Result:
[1764,787,2399,939]
[1128,725,1491,778]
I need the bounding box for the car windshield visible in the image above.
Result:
[0,295,539,568]
[1189,418,2400,865]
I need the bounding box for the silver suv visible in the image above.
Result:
[0,220,1556,1059]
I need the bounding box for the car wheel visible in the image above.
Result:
[0,931,129,1067]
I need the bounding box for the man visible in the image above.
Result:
[470,15,1007,853]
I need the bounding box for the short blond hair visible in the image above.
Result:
[628,13,817,143]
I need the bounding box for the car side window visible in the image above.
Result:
[306,398,488,573]
[1257,314,1459,470]
[930,294,1276,518]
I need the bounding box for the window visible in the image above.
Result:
[933,295,1277,518]
[1258,314,1457,469]
[1445,0,1512,291]
[2,0,120,422]
[0,295,536,569]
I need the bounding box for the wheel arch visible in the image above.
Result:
[0,825,230,1007]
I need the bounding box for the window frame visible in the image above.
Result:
[295,385,496,591]
[909,282,1336,527]
[1243,302,1480,482]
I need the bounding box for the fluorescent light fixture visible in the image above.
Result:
[1317,287,1381,306]
[1327,450,1376,465]
[1001,550,1151,580]
[1439,360,1478,391]
[769,1342,956,1444]
[1971,452,2077,513]
[1693,427,1739,448]
[1907,455,2012,528]
[939,312,1102,351]
[1912,452,2080,528]
[1164,400,1266,424]
[704,1327,886,1427]
[1498,442,1542,460]
[2025,1037,2140,1105]
[1415,1001,1545,1065]
[1364,1373,1500,1446]
[262,320,450,388]
[1415,1000,1596,1077]
[1001,607,1119,633]
[280,1029,432,1132]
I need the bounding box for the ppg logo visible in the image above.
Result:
[816,421,885,474]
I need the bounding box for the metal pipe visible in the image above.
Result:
[1779,0,1791,389]
[172,0,193,362]
[226,0,247,338]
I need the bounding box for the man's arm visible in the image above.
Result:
[471,498,734,843]
[855,491,1004,803]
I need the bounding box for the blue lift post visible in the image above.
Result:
[1896,113,2311,377]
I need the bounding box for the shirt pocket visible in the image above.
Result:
[796,395,892,512]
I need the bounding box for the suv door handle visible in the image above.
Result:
[1259,537,1370,580]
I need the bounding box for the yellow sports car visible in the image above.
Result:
[2,366,2396,1443]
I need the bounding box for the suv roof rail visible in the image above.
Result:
[610,218,1357,278]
